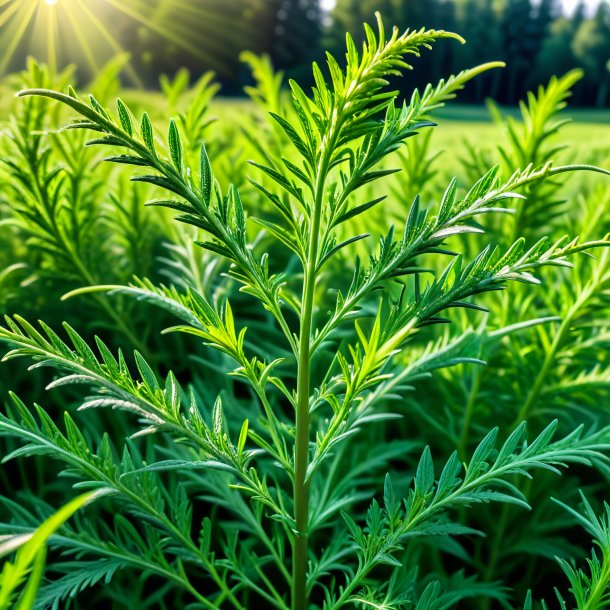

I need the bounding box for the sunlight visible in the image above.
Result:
[0,0,257,82]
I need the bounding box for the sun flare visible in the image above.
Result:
[0,0,258,83]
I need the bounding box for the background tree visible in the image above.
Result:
[534,17,579,88]
[572,3,610,106]
[266,0,323,82]
[3,0,610,105]
[452,0,505,101]
[498,0,544,103]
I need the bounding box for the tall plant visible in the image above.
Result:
[1,14,610,610]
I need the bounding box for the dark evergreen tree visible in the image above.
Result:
[534,16,579,87]
[521,0,560,90]
[500,0,542,103]
[266,0,323,82]
[6,0,610,105]
[453,0,505,101]
[572,1,610,106]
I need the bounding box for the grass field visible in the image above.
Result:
[207,98,610,170]
[433,105,610,159]
[3,78,607,158]
[3,60,610,608]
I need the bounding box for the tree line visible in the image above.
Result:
[279,0,610,107]
[137,0,610,107]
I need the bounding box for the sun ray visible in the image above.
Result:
[61,2,100,75]
[45,2,58,74]
[101,0,220,62]
[72,0,142,86]
[166,0,254,35]
[139,0,255,53]
[0,0,261,82]
[0,0,24,29]
[0,1,38,74]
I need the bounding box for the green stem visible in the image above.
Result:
[291,236,315,610]
[479,476,533,610]
[33,530,219,610]
[328,562,374,609]
[514,239,608,426]
[583,555,610,610]
[292,148,330,610]
[252,560,291,610]
[119,484,245,610]
[458,368,482,461]
[513,292,587,426]
[478,501,511,610]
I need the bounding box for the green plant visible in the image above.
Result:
[1,14,610,610]
[0,60,156,351]
[0,491,104,610]
[553,493,610,610]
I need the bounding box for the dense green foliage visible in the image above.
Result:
[1,13,610,610]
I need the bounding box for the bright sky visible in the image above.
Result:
[320,0,603,14]
[561,0,602,13]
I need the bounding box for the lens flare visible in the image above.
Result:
[0,0,262,82]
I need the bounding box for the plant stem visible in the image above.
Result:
[514,250,608,426]
[292,150,329,610]
[292,264,316,609]
[458,368,482,461]
[513,289,589,426]
[293,321,312,610]
[583,556,610,610]
[479,476,533,610]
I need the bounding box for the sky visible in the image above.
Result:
[561,0,602,12]
[320,0,604,14]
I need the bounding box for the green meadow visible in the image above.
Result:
[1,38,610,610]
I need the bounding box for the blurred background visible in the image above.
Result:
[0,0,609,106]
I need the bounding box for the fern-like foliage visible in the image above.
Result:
[0,13,609,610]
[553,493,610,610]
[327,422,610,609]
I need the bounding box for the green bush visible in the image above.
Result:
[0,14,609,610]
